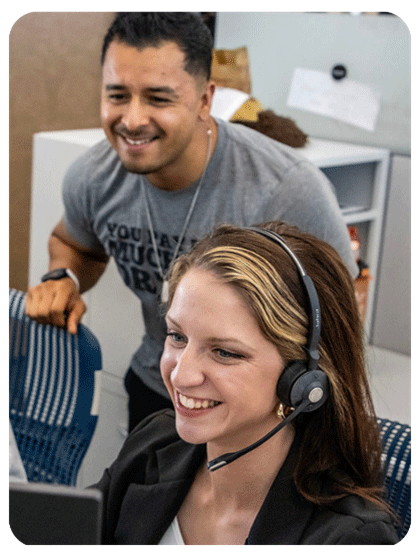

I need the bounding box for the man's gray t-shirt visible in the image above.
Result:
[62,119,357,397]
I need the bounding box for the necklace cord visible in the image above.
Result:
[142,127,213,297]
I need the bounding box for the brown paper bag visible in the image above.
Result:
[231,97,264,122]
[211,47,252,94]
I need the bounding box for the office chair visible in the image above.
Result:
[377,418,411,540]
[9,288,102,486]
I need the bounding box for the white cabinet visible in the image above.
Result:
[370,155,410,355]
[297,138,390,336]
[29,129,390,484]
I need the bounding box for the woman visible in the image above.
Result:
[93,222,398,544]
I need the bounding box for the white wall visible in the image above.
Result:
[215,12,410,155]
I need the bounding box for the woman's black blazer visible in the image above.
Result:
[92,410,398,544]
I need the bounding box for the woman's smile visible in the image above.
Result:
[177,391,223,410]
[175,390,224,418]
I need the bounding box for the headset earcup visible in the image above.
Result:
[276,361,307,406]
[277,361,329,411]
[289,369,329,411]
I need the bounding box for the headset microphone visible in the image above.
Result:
[207,400,311,472]
[206,227,330,473]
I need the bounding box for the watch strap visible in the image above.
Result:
[41,268,80,291]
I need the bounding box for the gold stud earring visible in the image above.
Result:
[276,402,294,420]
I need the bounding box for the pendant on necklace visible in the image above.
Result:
[161,280,169,304]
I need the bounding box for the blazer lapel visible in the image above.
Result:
[113,479,193,544]
[113,440,206,544]
[247,434,315,544]
[246,469,315,544]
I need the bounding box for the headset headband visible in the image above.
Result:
[248,227,321,370]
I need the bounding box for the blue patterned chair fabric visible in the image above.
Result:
[9,288,102,486]
[377,417,411,539]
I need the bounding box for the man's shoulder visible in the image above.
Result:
[215,120,325,195]
[222,119,306,166]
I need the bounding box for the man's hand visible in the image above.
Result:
[26,277,87,335]
[26,218,108,334]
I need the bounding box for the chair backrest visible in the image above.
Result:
[9,288,102,486]
[377,418,411,540]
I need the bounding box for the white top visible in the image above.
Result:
[9,422,27,483]
[158,516,185,545]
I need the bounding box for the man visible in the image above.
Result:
[26,13,357,432]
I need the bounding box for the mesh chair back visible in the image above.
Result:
[9,289,102,486]
[377,418,411,539]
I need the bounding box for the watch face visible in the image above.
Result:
[52,269,67,279]
[42,268,68,281]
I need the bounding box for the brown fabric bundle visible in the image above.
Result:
[233,110,308,148]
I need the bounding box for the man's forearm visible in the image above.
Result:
[48,230,108,293]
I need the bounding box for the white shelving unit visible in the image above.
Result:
[28,129,390,486]
[298,137,390,335]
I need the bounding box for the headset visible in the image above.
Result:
[207,227,330,472]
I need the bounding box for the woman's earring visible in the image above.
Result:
[276,402,293,420]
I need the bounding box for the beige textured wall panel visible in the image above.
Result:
[9,12,114,290]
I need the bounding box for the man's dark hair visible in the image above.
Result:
[101,12,214,80]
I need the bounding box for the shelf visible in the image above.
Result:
[342,209,378,224]
[299,137,389,168]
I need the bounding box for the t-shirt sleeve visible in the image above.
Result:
[266,161,359,279]
[61,156,104,251]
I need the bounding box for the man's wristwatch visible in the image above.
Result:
[41,268,80,291]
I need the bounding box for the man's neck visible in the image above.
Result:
[146,118,217,192]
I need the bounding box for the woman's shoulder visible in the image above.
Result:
[111,409,206,488]
[100,409,188,485]
[131,408,176,429]
[306,495,399,544]
[126,409,178,449]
